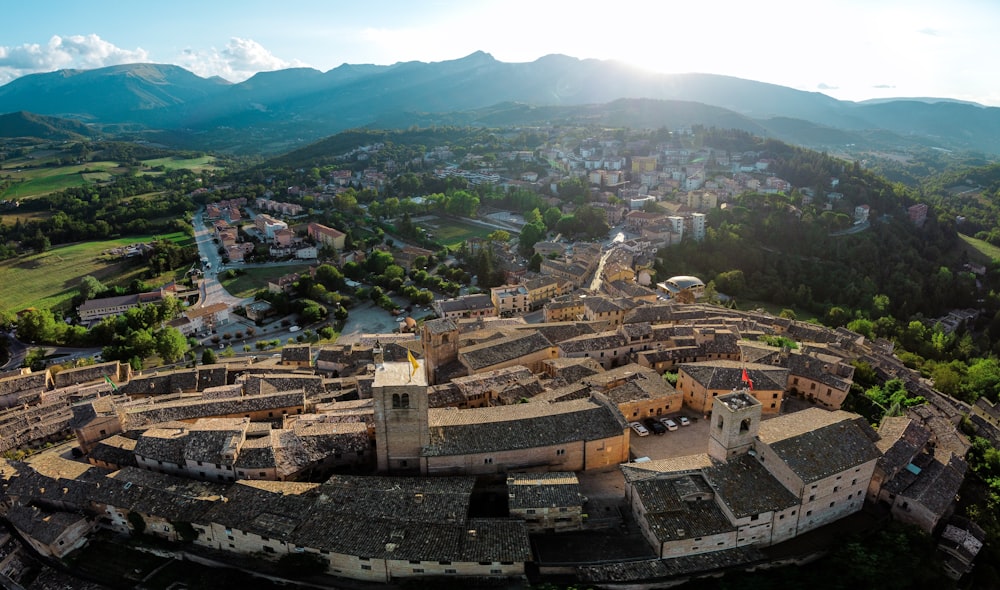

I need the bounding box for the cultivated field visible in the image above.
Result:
[0,155,217,200]
[0,232,192,313]
[0,161,123,199]
[140,155,217,172]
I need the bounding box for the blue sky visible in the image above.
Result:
[2,0,999,106]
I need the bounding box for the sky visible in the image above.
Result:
[1,0,998,106]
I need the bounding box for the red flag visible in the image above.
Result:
[741,368,753,390]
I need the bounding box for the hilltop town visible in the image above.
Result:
[1,116,999,589]
[0,292,995,586]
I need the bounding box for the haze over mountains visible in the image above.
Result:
[1,51,998,155]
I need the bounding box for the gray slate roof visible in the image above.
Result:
[425,397,625,456]
[459,331,554,371]
[762,417,881,484]
[702,454,798,518]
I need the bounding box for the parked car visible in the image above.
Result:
[644,418,667,435]
[629,422,650,437]
[660,418,679,431]
[678,416,691,427]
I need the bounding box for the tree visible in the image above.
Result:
[713,270,746,297]
[965,358,1000,402]
[543,206,563,230]
[78,275,106,300]
[315,264,345,290]
[17,309,58,343]
[202,349,217,365]
[486,229,510,244]
[528,252,543,272]
[825,306,850,328]
[518,221,547,255]
[155,328,188,363]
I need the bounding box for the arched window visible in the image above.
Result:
[740,418,752,433]
[400,393,410,409]
[392,394,401,409]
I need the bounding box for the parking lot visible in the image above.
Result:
[627,411,711,460]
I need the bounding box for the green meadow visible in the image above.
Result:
[0,232,191,313]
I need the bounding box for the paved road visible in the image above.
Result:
[191,210,252,309]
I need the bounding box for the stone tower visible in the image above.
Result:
[708,390,762,462]
[372,358,429,474]
[421,318,459,385]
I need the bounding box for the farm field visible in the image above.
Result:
[0,232,192,313]
[415,215,497,249]
[140,155,217,171]
[220,265,314,298]
[0,160,123,199]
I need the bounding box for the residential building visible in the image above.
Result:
[307,222,347,250]
[507,472,586,532]
[491,284,530,317]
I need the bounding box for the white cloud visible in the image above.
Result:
[0,34,148,83]
[176,37,307,82]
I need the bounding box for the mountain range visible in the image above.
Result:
[2,51,999,155]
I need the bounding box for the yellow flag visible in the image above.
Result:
[407,349,419,375]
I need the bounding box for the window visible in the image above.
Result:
[484,458,493,464]
[401,393,410,408]
[361,565,371,571]
[445,569,457,574]
[526,509,536,514]
[806,510,812,516]
[259,472,266,477]
[400,460,408,468]
[491,569,502,574]
[556,449,565,456]
[263,546,275,554]
[439,561,452,565]
[413,568,424,573]
[99,429,107,436]
[829,501,835,508]
[809,495,815,502]
[409,560,421,564]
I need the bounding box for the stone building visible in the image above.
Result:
[625,391,881,559]
[507,472,586,533]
